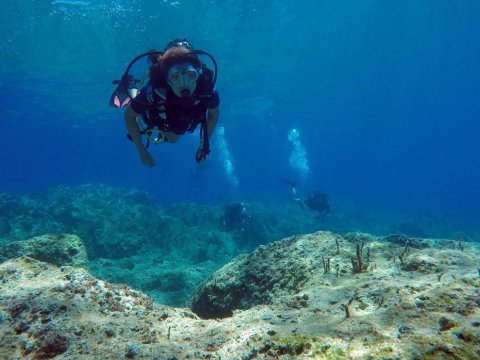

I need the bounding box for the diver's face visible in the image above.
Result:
[167,64,199,97]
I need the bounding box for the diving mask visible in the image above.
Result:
[167,65,200,87]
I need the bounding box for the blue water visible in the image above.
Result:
[1,1,479,228]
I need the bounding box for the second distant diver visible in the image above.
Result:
[281,178,330,216]
[122,39,220,166]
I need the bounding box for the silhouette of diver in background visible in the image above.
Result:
[222,203,250,232]
[280,178,330,216]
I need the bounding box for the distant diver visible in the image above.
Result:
[280,178,330,215]
[111,38,220,166]
[303,191,330,215]
[222,203,250,232]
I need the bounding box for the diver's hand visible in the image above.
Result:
[195,146,209,163]
[139,149,155,167]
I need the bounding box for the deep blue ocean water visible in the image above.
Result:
[1,1,479,230]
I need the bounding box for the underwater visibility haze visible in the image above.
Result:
[1,1,480,358]
[0,1,479,220]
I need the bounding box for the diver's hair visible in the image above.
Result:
[150,46,203,88]
[147,50,161,65]
[160,46,201,71]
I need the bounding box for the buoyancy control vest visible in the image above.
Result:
[142,67,215,135]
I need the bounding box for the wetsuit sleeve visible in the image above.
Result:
[207,90,220,109]
[130,87,149,115]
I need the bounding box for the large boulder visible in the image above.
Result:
[0,234,88,268]
[190,231,344,319]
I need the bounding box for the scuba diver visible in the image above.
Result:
[112,39,220,166]
[304,191,330,216]
[222,203,250,232]
[280,178,330,216]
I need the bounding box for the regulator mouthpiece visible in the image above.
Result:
[179,89,195,107]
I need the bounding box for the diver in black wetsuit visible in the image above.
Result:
[112,39,220,165]
[281,178,330,215]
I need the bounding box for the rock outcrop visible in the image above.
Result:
[0,234,88,268]
[190,231,344,318]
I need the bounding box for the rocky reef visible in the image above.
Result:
[1,184,472,260]
[0,234,88,268]
[1,184,192,259]
[0,184,347,306]
[0,185,243,306]
[1,184,479,358]
[1,231,479,359]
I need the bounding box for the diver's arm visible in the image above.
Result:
[124,105,155,167]
[195,107,219,163]
[124,105,145,153]
[206,106,219,138]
